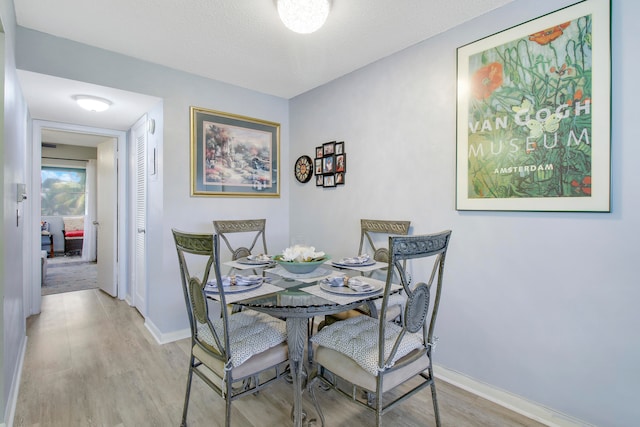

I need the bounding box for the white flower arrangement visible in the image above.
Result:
[279,244,326,262]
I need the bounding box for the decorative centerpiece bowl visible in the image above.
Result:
[274,245,330,274]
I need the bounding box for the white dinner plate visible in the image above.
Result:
[205,281,263,294]
[319,280,382,296]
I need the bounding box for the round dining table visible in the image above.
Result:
[232,274,385,427]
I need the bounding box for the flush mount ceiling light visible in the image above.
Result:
[277,0,331,34]
[73,95,112,112]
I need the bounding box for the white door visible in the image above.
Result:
[97,140,118,296]
[132,117,147,315]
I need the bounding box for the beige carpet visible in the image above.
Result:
[42,257,98,295]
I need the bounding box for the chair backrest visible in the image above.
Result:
[62,216,84,232]
[172,229,230,364]
[378,230,452,371]
[213,219,268,260]
[359,219,411,263]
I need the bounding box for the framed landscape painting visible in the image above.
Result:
[456,0,610,212]
[190,107,280,197]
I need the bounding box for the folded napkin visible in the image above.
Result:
[325,276,348,287]
[346,277,374,292]
[206,274,263,289]
[322,276,374,292]
[336,254,371,265]
[206,276,232,288]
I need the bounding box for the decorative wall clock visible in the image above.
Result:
[294,155,313,183]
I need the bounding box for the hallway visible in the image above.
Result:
[41,256,97,296]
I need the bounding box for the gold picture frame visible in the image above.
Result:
[190,107,280,197]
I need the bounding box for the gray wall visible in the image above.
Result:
[289,0,639,425]
[15,27,291,334]
[0,0,28,422]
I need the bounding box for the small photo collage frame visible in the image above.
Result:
[316,141,346,187]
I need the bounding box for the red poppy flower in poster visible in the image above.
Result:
[529,22,571,45]
[471,62,503,100]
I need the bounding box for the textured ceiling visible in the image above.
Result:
[15,0,513,100]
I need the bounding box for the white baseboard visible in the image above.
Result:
[123,294,134,306]
[3,336,27,427]
[434,365,593,427]
[144,318,190,345]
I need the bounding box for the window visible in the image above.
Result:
[41,167,86,216]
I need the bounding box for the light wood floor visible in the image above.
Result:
[14,289,545,427]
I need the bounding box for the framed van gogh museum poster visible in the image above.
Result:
[456,0,610,211]
[190,107,280,197]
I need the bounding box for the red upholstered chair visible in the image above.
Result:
[62,216,84,255]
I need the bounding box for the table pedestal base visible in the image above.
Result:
[286,317,319,427]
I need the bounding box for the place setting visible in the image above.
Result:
[224,253,276,271]
[235,253,275,266]
[329,253,387,272]
[302,274,391,305]
[205,274,265,293]
[318,275,382,295]
[204,274,284,303]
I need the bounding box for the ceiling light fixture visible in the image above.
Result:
[73,95,112,112]
[277,0,331,34]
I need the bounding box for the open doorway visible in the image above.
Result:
[28,120,126,316]
[19,71,162,317]
[40,133,110,295]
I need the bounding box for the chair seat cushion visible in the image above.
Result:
[65,230,84,238]
[315,346,429,392]
[194,340,288,382]
[311,315,423,376]
[197,310,287,368]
